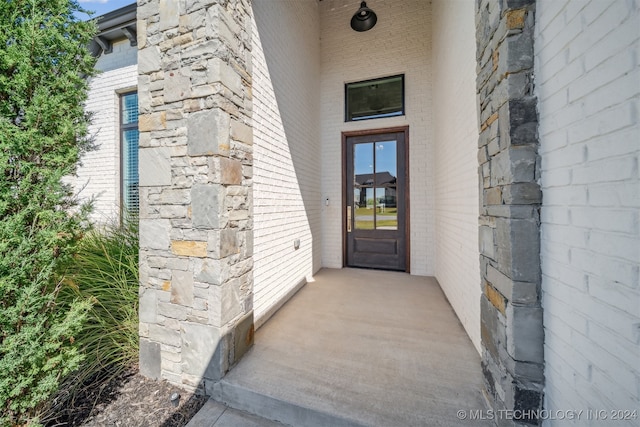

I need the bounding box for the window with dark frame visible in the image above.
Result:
[345,74,405,122]
[121,92,139,216]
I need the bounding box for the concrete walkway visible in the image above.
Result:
[198,268,490,426]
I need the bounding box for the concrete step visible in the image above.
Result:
[186,399,289,427]
[211,380,366,427]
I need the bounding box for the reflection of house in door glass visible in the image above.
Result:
[354,172,397,207]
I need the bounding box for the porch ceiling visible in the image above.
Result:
[213,268,489,426]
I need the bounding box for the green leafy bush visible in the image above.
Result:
[0,0,96,424]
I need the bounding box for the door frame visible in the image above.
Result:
[342,126,410,273]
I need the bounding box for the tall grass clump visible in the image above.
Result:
[63,215,139,384]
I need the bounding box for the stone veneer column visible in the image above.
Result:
[476,0,544,425]
[136,0,254,394]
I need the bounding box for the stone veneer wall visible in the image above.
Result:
[476,0,544,424]
[137,0,255,393]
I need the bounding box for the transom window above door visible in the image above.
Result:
[345,74,404,122]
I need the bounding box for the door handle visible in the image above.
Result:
[347,206,352,233]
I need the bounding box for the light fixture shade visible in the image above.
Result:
[350,1,377,32]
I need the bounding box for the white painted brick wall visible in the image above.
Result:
[536,0,640,424]
[74,39,137,222]
[432,0,481,353]
[319,0,433,275]
[251,0,322,323]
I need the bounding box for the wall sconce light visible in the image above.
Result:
[350,1,377,32]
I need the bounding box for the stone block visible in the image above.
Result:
[219,228,238,257]
[140,219,171,250]
[232,311,254,365]
[207,280,243,328]
[158,188,190,204]
[485,282,506,315]
[487,264,513,300]
[192,184,221,229]
[512,218,540,281]
[228,209,248,221]
[181,322,228,382]
[511,281,539,304]
[139,111,167,132]
[499,98,538,147]
[481,295,506,361]
[230,119,252,145]
[164,71,191,103]
[513,385,543,421]
[138,131,151,149]
[149,323,181,347]
[221,279,243,324]
[159,0,179,31]
[495,217,540,282]
[505,8,526,30]
[139,46,161,74]
[187,109,230,156]
[219,158,243,185]
[479,225,495,259]
[242,230,253,258]
[490,146,537,187]
[485,187,502,205]
[172,33,194,47]
[502,182,541,204]
[171,240,208,257]
[181,8,206,31]
[171,269,194,306]
[208,58,242,96]
[185,0,213,13]
[506,304,543,363]
[139,289,158,323]
[486,204,538,219]
[138,75,152,115]
[157,302,188,320]
[196,258,229,286]
[183,39,223,60]
[139,339,161,380]
[498,30,533,76]
[492,72,531,115]
[140,147,172,187]
[504,357,544,383]
[139,322,149,338]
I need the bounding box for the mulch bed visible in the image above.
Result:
[44,367,207,427]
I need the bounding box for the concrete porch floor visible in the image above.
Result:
[208,268,490,426]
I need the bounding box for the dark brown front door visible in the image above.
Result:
[344,128,408,271]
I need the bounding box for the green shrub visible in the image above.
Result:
[0,1,96,424]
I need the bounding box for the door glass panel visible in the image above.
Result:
[374,141,397,230]
[354,143,374,230]
[354,143,374,175]
[354,187,374,229]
